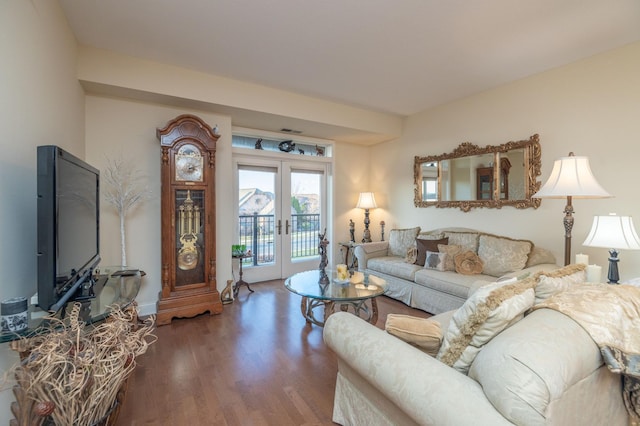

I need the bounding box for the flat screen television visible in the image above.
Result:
[37,145,101,312]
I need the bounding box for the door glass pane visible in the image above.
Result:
[238,167,276,267]
[290,170,321,260]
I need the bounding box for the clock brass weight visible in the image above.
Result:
[176,190,201,271]
[156,115,223,325]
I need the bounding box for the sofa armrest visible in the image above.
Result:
[353,242,389,271]
[323,312,512,425]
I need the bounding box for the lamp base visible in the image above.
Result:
[562,196,574,266]
[607,249,620,284]
[361,208,372,243]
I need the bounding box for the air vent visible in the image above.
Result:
[280,128,303,134]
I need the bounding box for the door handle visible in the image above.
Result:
[286,219,290,235]
[277,219,282,235]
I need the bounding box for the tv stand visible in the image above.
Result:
[69,273,109,321]
[1,266,143,344]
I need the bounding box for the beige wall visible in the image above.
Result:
[372,42,640,281]
[0,0,85,421]
[332,142,371,257]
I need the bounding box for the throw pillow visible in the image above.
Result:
[387,227,421,257]
[415,237,448,266]
[438,244,463,271]
[454,251,484,275]
[444,231,480,253]
[417,232,445,240]
[386,314,443,356]
[404,246,418,264]
[477,234,533,277]
[533,263,586,304]
[424,251,447,271]
[525,246,557,268]
[436,277,536,374]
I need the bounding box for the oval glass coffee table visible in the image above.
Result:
[284,269,387,327]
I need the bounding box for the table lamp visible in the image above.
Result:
[583,214,640,284]
[356,192,377,243]
[533,152,611,265]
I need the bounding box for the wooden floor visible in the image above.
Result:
[117,280,430,425]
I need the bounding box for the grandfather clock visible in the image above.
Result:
[156,114,223,325]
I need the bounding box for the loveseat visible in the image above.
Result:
[323,266,637,425]
[354,227,558,314]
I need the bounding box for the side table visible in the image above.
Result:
[232,254,254,297]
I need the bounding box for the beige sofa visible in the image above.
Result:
[323,307,630,425]
[354,227,558,314]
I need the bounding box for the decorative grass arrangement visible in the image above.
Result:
[7,303,156,425]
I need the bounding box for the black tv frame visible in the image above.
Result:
[36,145,101,312]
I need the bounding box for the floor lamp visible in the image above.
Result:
[356,192,377,243]
[533,152,611,266]
[583,214,640,283]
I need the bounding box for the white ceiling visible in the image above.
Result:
[60,0,640,123]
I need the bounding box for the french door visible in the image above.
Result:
[234,156,327,282]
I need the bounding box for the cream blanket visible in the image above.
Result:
[533,283,640,423]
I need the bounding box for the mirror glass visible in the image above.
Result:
[414,134,541,211]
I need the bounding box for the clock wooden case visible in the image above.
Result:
[156,114,223,325]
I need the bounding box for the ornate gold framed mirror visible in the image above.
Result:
[413,134,541,211]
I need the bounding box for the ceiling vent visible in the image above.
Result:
[280,128,303,134]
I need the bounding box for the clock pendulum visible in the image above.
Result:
[177,190,201,271]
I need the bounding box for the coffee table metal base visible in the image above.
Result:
[300,296,379,327]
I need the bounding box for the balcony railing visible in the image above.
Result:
[238,213,320,266]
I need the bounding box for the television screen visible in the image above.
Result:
[37,145,100,311]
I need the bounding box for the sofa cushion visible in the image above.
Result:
[533,263,586,304]
[438,244,463,271]
[415,237,448,266]
[368,256,423,281]
[414,269,494,299]
[468,308,604,425]
[424,251,447,271]
[477,234,533,277]
[526,245,557,268]
[444,231,480,253]
[385,314,443,356]
[417,231,446,239]
[436,278,536,374]
[387,227,421,257]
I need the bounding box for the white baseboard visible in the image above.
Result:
[136,302,157,317]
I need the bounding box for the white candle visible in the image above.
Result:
[575,253,589,265]
[586,264,602,283]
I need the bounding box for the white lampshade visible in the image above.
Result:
[583,214,640,250]
[356,192,377,209]
[533,155,611,198]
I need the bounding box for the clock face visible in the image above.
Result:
[175,144,204,182]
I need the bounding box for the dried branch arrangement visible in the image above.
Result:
[7,304,156,425]
[103,156,151,266]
